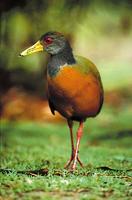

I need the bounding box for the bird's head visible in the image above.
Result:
[20,31,68,56]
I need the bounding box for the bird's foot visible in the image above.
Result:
[64,155,84,170]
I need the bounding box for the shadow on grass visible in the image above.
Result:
[94,129,132,140]
[0,166,132,177]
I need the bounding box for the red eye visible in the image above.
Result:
[44,37,53,45]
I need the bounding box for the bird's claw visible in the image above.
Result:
[64,155,84,170]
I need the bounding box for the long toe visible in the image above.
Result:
[64,155,74,169]
[77,156,84,167]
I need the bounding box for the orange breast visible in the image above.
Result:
[47,66,103,120]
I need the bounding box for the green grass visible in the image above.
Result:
[0,106,132,200]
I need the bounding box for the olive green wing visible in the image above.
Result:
[75,55,104,114]
[75,56,100,78]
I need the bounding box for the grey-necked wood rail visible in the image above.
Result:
[20,31,104,171]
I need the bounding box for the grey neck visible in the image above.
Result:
[47,44,76,77]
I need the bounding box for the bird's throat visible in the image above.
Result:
[47,48,76,77]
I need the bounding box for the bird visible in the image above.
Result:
[20,31,104,171]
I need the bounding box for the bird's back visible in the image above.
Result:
[47,56,104,121]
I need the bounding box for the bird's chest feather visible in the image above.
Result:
[47,65,102,118]
[47,65,100,102]
[48,66,85,97]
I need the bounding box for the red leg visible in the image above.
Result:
[64,120,74,169]
[71,121,83,171]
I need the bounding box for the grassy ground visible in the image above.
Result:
[0,106,132,200]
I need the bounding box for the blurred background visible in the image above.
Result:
[0,0,132,126]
